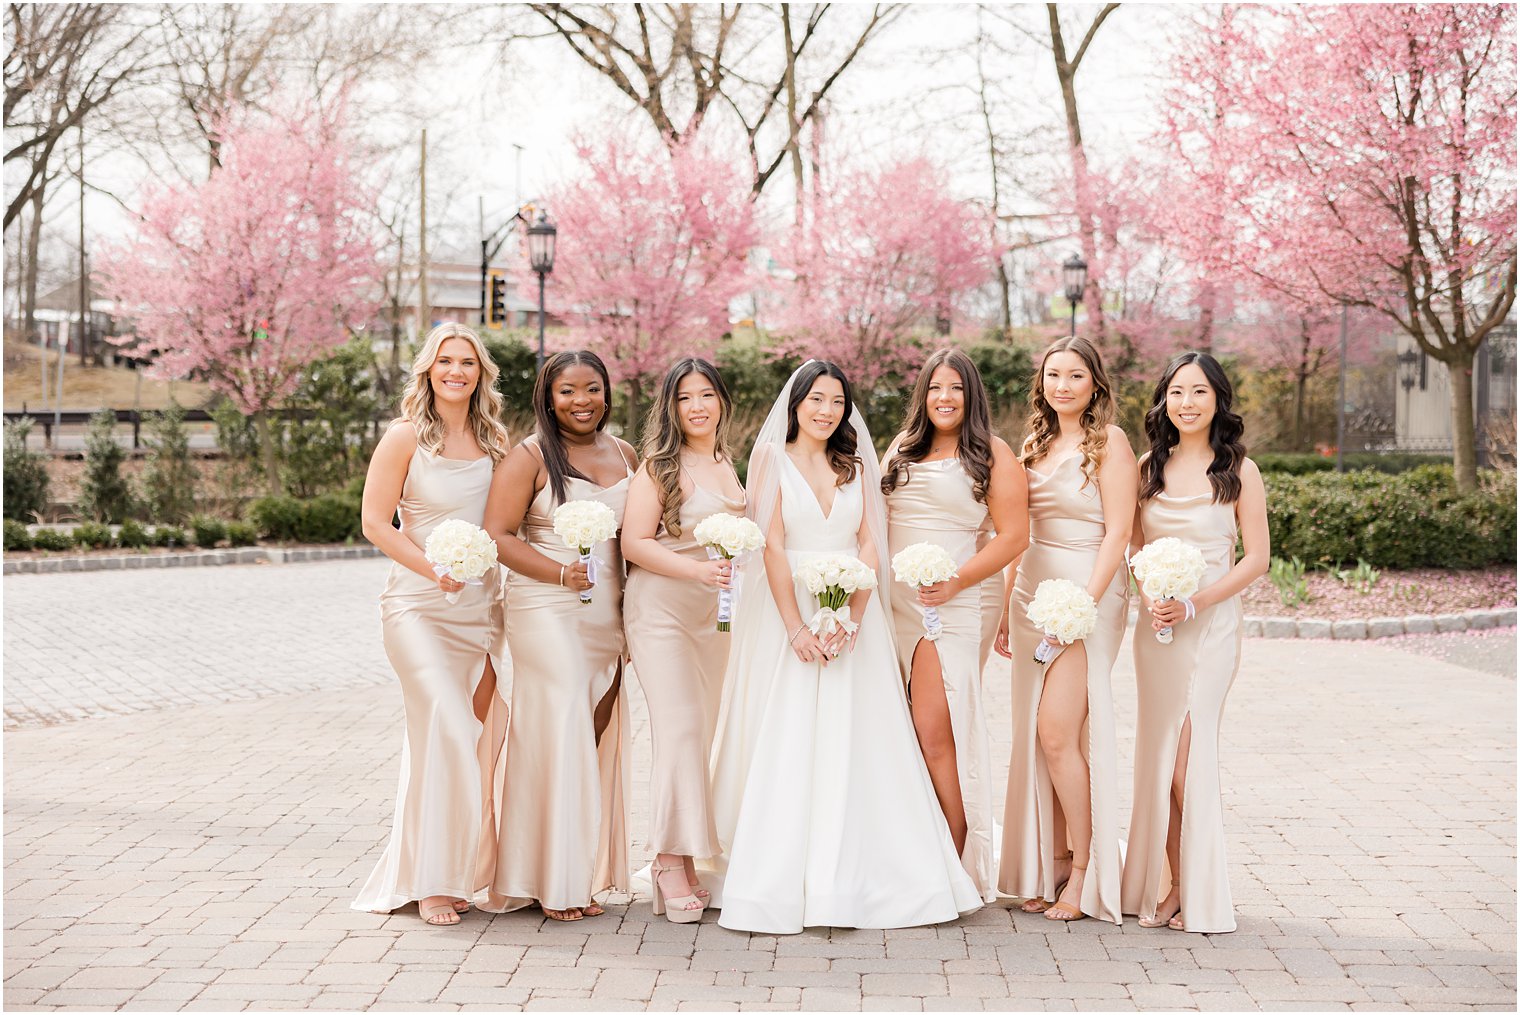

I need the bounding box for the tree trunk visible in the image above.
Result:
[625,375,644,436]
[23,187,44,367]
[1293,317,1311,450]
[1446,356,1479,493]
[781,5,804,229]
[254,409,284,497]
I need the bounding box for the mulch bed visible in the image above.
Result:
[1240,565,1516,619]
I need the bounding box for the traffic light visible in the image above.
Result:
[488,271,507,327]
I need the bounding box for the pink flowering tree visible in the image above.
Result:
[773,158,996,389]
[102,99,382,495]
[542,133,758,429]
[1161,4,1517,490]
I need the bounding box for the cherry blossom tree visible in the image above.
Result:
[772,157,996,389]
[101,98,382,495]
[1162,4,1517,490]
[541,132,758,429]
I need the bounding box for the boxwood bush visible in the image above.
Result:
[118,518,151,549]
[73,521,116,549]
[191,516,228,548]
[1264,465,1515,569]
[4,519,32,551]
[249,492,361,544]
[1255,452,1449,476]
[30,527,75,551]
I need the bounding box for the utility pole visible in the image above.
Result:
[78,123,88,367]
[418,128,429,337]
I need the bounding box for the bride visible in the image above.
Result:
[707,360,983,934]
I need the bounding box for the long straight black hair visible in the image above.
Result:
[1140,350,1246,504]
[534,349,613,504]
[785,360,861,486]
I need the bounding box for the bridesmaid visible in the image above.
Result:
[622,358,745,923]
[1121,352,1268,934]
[882,349,1027,902]
[353,323,511,925]
[996,335,1135,923]
[482,350,636,922]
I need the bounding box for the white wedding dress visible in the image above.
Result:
[706,447,983,934]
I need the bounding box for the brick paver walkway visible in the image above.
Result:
[4,562,1516,1011]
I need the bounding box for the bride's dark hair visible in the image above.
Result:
[1140,351,1247,504]
[785,360,861,486]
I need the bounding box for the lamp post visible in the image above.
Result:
[1062,254,1087,339]
[1396,347,1420,449]
[526,211,557,371]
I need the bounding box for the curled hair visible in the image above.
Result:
[1020,335,1116,489]
[398,323,510,463]
[1140,351,1246,504]
[785,360,860,486]
[533,349,613,505]
[883,348,995,502]
[640,358,734,538]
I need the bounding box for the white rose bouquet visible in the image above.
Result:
[422,519,498,604]
[891,542,959,642]
[1129,537,1208,643]
[793,553,877,649]
[552,499,618,605]
[1025,578,1097,664]
[693,513,766,632]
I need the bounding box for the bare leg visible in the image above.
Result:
[909,639,967,854]
[1160,716,1193,929]
[1036,641,1091,918]
[582,665,622,918]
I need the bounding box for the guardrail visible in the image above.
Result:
[3,408,387,451]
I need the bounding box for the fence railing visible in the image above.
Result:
[3,408,387,451]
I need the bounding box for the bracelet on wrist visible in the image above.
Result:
[558,564,566,587]
[789,624,808,645]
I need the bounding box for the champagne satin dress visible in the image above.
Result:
[999,453,1126,923]
[624,476,745,859]
[1121,491,1243,933]
[485,438,632,913]
[353,442,507,914]
[885,458,1001,902]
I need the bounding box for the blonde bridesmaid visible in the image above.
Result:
[482,350,636,922]
[622,358,746,923]
[996,336,1134,923]
[1122,352,1268,933]
[353,323,511,926]
[882,349,1027,902]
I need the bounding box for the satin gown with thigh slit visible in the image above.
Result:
[624,478,745,859]
[1121,491,1243,933]
[886,458,1001,902]
[353,443,508,914]
[485,438,632,913]
[998,453,1126,924]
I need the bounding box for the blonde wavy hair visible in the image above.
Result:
[1020,335,1115,489]
[398,323,511,462]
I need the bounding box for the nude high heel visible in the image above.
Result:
[651,862,704,924]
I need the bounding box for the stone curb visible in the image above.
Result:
[2,543,383,575]
[1239,607,1516,641]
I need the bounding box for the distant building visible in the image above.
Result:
[1392,319,1516,464]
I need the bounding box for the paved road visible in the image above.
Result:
[3,561,1515,1011]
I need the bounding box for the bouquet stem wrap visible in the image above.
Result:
[1156,597,1176,644]
[552,499,618,608]
[794,554,876,657]
[694,513,766,633]
[577,547,597,605]
[890,542,958,645]
[706,547,736,631]
[920,605,943,641]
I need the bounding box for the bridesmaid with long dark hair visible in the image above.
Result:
[1122,351,1268,933]
[996,335,1134,923]
[882,348,1027,902]
[621,358,745,923]
[482,350,637,922]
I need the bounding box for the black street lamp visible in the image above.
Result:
[1062,254,1087,338]
[527,211,557,371]
[1396,348,1420,394]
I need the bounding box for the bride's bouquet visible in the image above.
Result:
[693,513,766,632]
[891,542,959,642]
[1025,578,1097,664]
[423,519,498,604]
[794,554,878,647]
[1129,537,1208,643]
[552,500,618,605]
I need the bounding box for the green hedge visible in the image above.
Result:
[248,492,362,544]
[1255,452,1450,476]
[1265,465,1515,569]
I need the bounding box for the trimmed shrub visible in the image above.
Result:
[1255,451,1450,476]
[4,519,32,551]
[79,410,134,523]
[3,418,50,522]
[151,525,188,549]
[31,527,75,551]
[297,493,361,544]
[249,496,304,541]
[73,521,115,549]
[142,402,200,525]
[225,521,258,547]
[191,516,228,548]
[1264,465,1515,569]
[118,518,151,549]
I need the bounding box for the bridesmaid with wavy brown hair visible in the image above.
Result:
[882,348,1027,902]
[996,335,1135,923]
[353,323,511,926]
[622,358,746,923]
[1122,351,1268,934]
